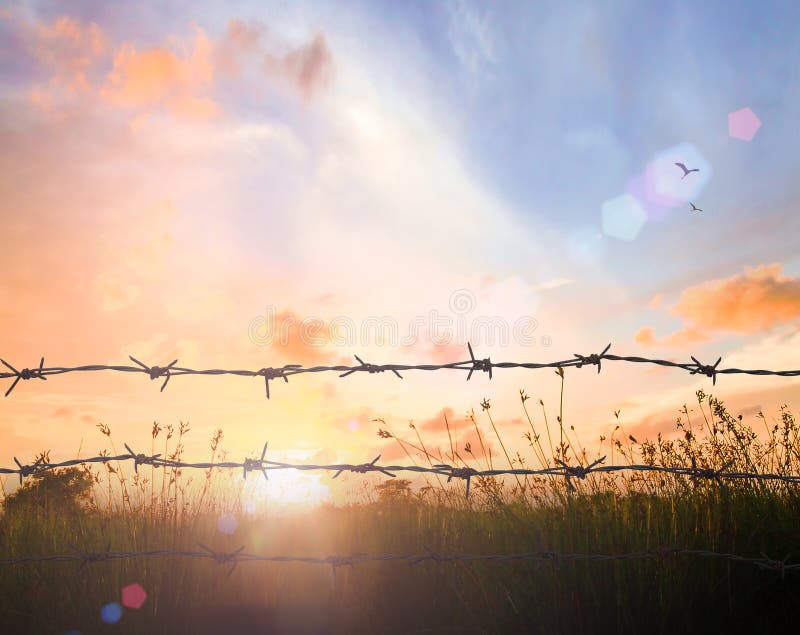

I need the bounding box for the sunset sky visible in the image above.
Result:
[2,0,799,506]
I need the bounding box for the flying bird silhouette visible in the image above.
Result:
[689,202,703,212]
[675,162,699,179]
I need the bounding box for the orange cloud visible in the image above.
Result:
[378,426,496,463]
[251,309,339,366]
[16,13,333,119]
[452,429,494,461]
[427,341,468,364]
[671,263,800,333]
[102,26,219,120]
[263,33,334,100]
[634,324,709,348]
[635,263,800,348]
[419,407,460,432]
[626,412,677,443]
[634,327,656,345]
[377,439,412,462]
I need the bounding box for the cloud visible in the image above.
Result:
[626,412,678,443]
[377,439,412,462]
[446,0,497,81]
[634,324,709,348]
[214,18,334,101]
[249,308,340,366]
[100,24,335,114]
[533,278,573,292]
[419,407,460,432]
[426,341,468,364]
[635,263,800,348]
[13,12,334,121]
[102,26,219,120]
[215,18,265,78]
[263,33,334,101]
[417,406,523,464]
[29,15,108,90]
[453,429,494,461]
[671,263,800,334]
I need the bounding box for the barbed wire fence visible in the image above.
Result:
[3,444,800,494]
[0,546,796,583]
[1,342,799,581]
[2,440,800,578]
[1,342,799,399]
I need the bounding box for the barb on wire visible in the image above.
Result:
[1,356,47,397]
[242,441,270,482]
[1,344,798,399]
[689,457,734,494]
[756,552,792,581]
[574,343,611,374]
[435,465,480,498]
[257,365,300,399]
[554,456,606,491]
[69,542,112,574]
[689,355,722,385]
[332,455,396,479]
[13,455,45,485]
[326,554,361,586]
[466,342,492,380]
[339,355,403,379]
[410,546,447,567]
[123,443,161,474]
[128,356,179,392]
[198,543,245,577]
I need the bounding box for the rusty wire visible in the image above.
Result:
[3,447,800,498]
[1,343,799,399]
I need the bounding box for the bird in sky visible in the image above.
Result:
[675,162,700,179]
[689,202,703,212]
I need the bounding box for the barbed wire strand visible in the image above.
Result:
[2,343,799,399]
[4,449,800,498]
[0,546,796,579]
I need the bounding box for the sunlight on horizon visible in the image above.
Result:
[252,469,333,509]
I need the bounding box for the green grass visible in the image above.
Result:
[1,388,799,634]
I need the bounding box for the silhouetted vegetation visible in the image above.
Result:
[1,384,798,634]
[2,456,93,518]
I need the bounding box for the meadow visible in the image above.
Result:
[1,384,799,634]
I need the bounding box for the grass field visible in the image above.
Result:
[1,388,799,634]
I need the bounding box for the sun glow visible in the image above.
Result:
[251,467,333,510]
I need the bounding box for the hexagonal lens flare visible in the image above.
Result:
[601,194,646,241]
[100,602,123,624]
[217,512,239,535]
[121,583,147,609]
